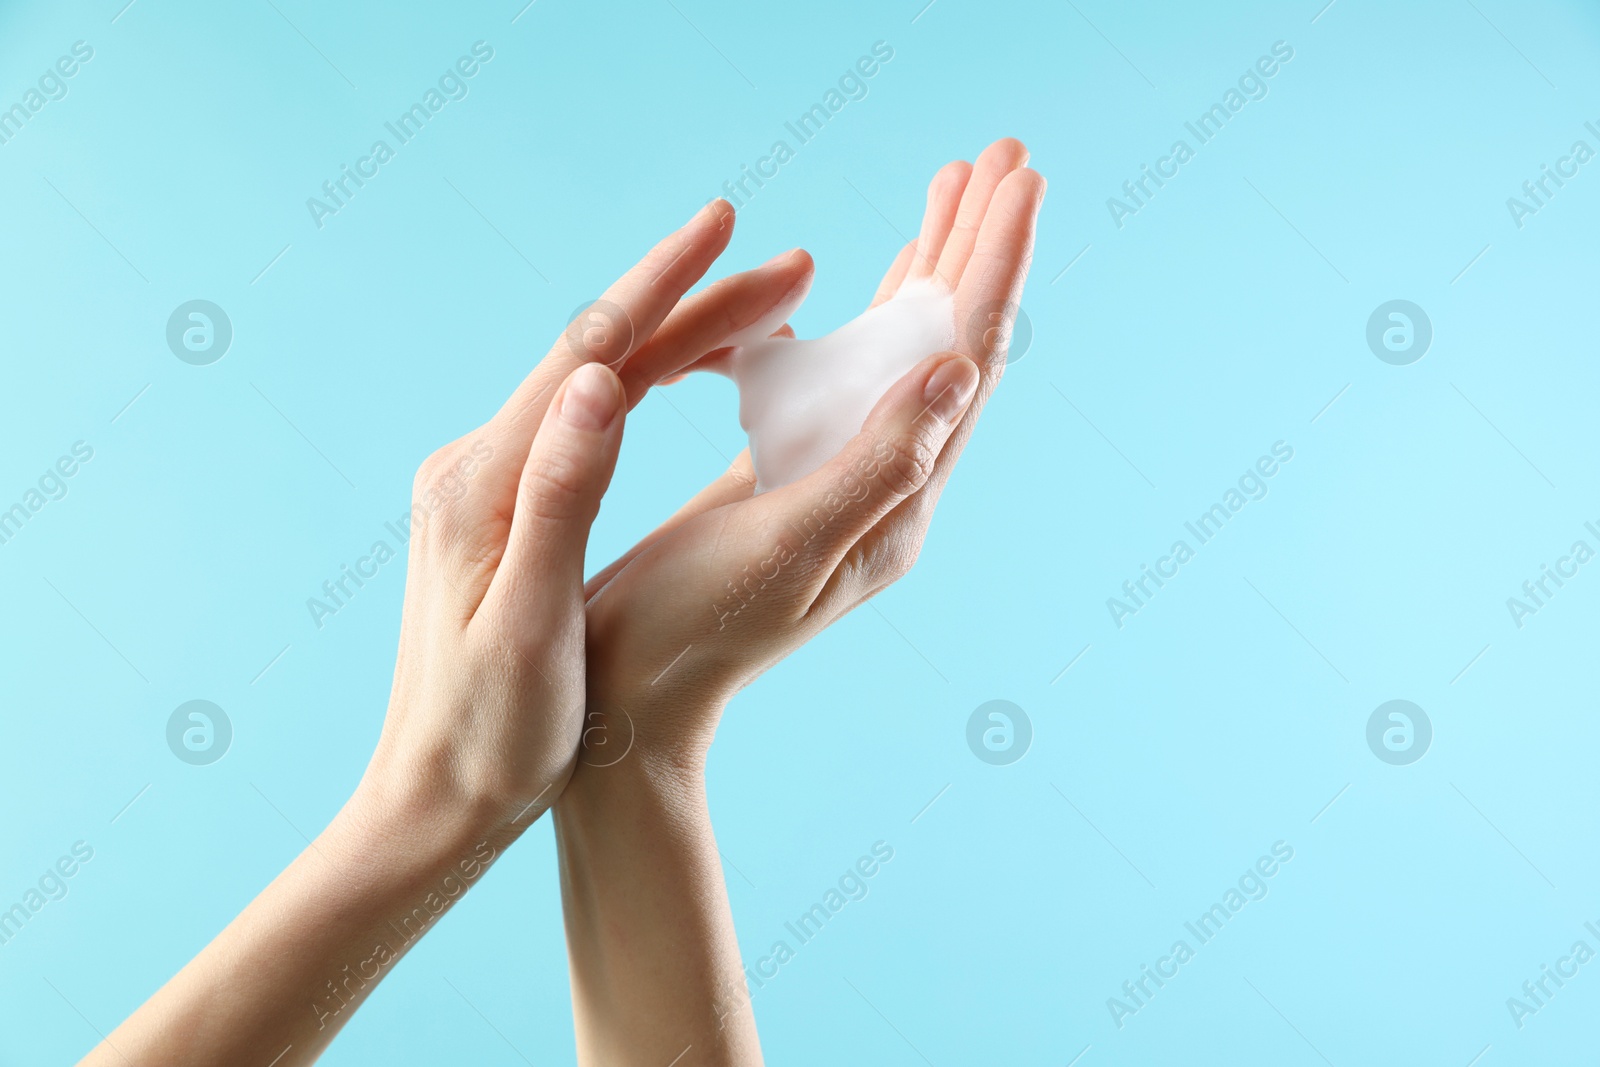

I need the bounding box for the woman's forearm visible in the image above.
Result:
[555,735,762,1067]
[84,781,513,1067]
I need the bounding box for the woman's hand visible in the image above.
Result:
[555,139,1044,1067]
[354,202,812,838]
[83,201,811,1067]
[584,138,1045,758]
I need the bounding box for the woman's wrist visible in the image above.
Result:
[337,767,531,900]
[554,705,763,1067]
[349,706,582,856]
[558,719,708,820]
[587,673,734,774]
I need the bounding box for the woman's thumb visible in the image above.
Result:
[490,362,626,608]
[773,351,978,562]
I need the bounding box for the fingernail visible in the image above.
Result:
[561,363,620,431]
[923,356,978,421]
[760,247,802,269]
[690,199,733,228]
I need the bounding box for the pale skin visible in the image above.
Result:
[560,137,1044,1065]
[80,138,1042,1066]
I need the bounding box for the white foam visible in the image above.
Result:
[717,276,956,492]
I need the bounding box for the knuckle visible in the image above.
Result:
[411,438,496,549]
[882,543,920,583]
[414,441,483,504]
[412,445,455,495]
[409,451,457,541]
[875,429,937,499]
[865,532,921,587]
[519,453,590,523]
[565,300,636,365]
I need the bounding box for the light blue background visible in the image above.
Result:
[3,0,1599,1063]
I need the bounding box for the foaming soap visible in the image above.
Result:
[719,276,957,493]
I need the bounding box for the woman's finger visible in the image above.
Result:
[481,362,627,630]
[668,323,795,381]
[952,165,1048,376]
[481,200,737,470]
[847,164,1047,575]
[617,249,813,403]
[933,138,1029,288]
[902,159,973,289]
[870,241,918,309]
[762,351,978,587]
